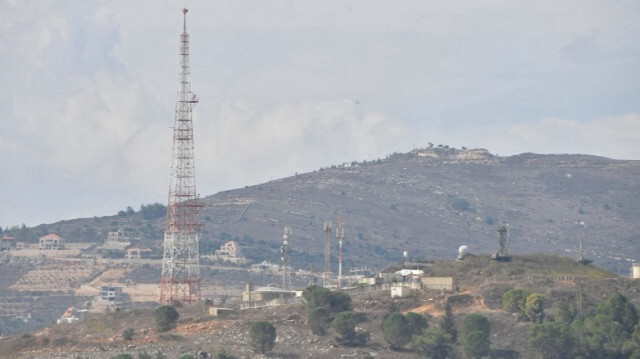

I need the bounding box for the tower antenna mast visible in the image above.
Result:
[160,8,202,304]
[336,217,344,289]
[323,221,332,287]
[281,226,293,290]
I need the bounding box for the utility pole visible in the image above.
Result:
[160,8,202,304]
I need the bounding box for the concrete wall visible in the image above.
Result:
[421,277,454,291]
[391,286,412,298]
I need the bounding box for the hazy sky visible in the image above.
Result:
[1,1,639,227]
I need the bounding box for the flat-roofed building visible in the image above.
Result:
[39,233,64,250]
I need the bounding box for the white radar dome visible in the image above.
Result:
[458,245,470,259]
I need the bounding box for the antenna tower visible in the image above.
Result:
[160,8,202,304]
[336,217,344,289]
[323,221,332,287]
[492,221,511,261]
[281,226,293,289]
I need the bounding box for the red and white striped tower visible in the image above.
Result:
[160,8,202,304]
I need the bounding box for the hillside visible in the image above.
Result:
[199,147,640,274]
[7,147,640,275]
[2,254,639,359]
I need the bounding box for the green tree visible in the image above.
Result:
[461,313,490,339]
[328,291,352,313]
[153,305,179,332]
[303,285,333,309]
[331,311,369,347]
[303,285,352,314]
[597,292,639,335]
[406,312,429,337]
[412,327,453,359]
[529,321,575,359]
[555,299,576,324]
[308,306,331,335]
[461,313,491,359]
[249,321,276,354]
[624,324,640,356]
[581,314,626,359]
[463,330,491,359]
[382,312,411,350]
[525,293,545,323]
[440,302,457,343]
[503,288,530,314]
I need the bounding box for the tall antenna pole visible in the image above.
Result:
[323,221,332,287]
[281,226,293,290]
[160,8,202,304]
[336,217,344,290]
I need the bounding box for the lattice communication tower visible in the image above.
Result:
[323,221,332,286]
[160,8,202,304]
[281,226,293,290]
[336,217,344,289]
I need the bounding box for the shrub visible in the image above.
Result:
[503,288,530,314]
[213,347,237,359]
[303,285,352,314]
[332,311,369,347]
[412,327,454,359]
[406,312,429,336]
[529,321,575,359]
[382,312,411,350]
[153,305,179,332]
[461,313,491,359]
[463,330,491,359]
[113,354,133,359]
[308,306,331,335]
[249,321,276,354]
[525,293,545,323]
[123,328,135,340]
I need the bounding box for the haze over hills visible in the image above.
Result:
[9,146,640,274]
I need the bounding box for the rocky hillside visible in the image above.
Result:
[198,147,640,273]
[3,254,639,359]
[9,147,640,274]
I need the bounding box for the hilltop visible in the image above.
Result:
[6,147,640,274]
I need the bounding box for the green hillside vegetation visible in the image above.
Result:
[425,253,614,281]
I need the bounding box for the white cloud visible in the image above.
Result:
[196,100,408,192]
[447,113,640,160]
[1,1,639,226]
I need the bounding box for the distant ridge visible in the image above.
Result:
[11,147,640,274]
